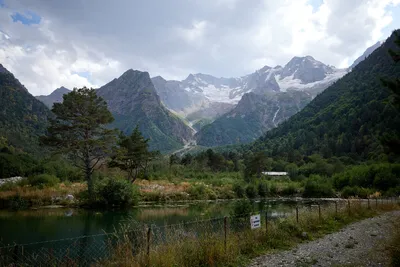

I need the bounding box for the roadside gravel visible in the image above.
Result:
[248,210,400,267]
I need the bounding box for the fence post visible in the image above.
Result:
[147,226,151,266]
[265,211,268,237]
[335,201,338,216]
[318,204,321,221]
[376,198,378,209]
[347,200,351,216]
[13,245,18,264]
[367,198,370,209]
[224,216,227,253]
[296,206,299,223]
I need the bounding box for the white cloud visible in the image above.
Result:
[0,0,399,95]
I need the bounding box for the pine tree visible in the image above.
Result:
[42,87,115,199]
[110,126,153,183]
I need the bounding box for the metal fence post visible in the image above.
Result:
[265,211,268,238]
[296,206,299,223]
[224,216,227,253]
[13,245,18,264]
[147,226,151,266]
[318,204,321,221]
[335,201,338,216]
[347,200,351,216]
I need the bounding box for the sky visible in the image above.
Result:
[0,0,399,96]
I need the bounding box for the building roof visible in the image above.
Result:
[262,172,288,176]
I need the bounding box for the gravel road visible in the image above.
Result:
[248,210,400,267]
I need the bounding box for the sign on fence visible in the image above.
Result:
[250,214,261,229]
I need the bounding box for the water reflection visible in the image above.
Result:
[0,199,327,246]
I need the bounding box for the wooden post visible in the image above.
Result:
[368,198,370,209]
[348,200,351,216]
[335,201,338,216]
[147,226,151,266]
[375,198,378,209]
[224,217,227,253]
[318,204,321,221]
[296,206,299,223]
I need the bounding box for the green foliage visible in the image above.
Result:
[258,182,268,197]
[110,126,156,183]
[233,183,245,198]
[231,200,254,217]
[245,184,258,199]
[281,184,298,196]
[340,186,373,198]
[28,174,60,188]
[94,177,139,207]
[187,183,217,200]
[251,31,400,162]
[303,175,335,198]
[0,68,51,154]
[333,163,400,193]
[42,87,116,198]
[0,152,37,178]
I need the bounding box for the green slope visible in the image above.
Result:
[250,30,400,162]
[0,65,50,154]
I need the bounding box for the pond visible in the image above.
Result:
[0,199,311,245]
[0,198,332,266]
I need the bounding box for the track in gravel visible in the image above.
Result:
[248,210,400,267]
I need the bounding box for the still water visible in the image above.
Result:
[0,199,303,246]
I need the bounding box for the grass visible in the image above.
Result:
[97,201,400,267]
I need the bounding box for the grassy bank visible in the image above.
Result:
[97,201,400,267]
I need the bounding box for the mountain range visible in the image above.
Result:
[0,39,383,154]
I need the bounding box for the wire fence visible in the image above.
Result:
[0,198,399,267]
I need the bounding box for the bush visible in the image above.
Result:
[233,184,245,198]
[303,176,335,198]
[95,178,139,207]
[281,184,298,196]
[231,200,253,217]
[28,174,60,188]
[340,186,372,198]
[269,183,278,196]
[245,184,258,199]
[258,182,268,197]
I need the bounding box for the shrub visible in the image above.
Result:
[233,184,245,198]
[303,176,334,198]
[258,182,268,197]
[28,174,60,188]
[340,186,372,198]
[187,183,207,200]
[245,184,258,199]
[231,200,253,217]
[95,178,139,207]
[281,184,298,196]
[269,183,278,196]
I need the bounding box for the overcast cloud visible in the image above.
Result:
[0,0,399,95]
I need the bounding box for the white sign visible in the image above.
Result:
[250,214,261,229]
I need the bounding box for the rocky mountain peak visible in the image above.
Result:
[280,56,333,84]
[0,64,10,74]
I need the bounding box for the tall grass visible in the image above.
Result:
[99,200,400,267]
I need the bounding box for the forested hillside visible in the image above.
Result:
[0,64,50,154]
[250,30,400,162]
